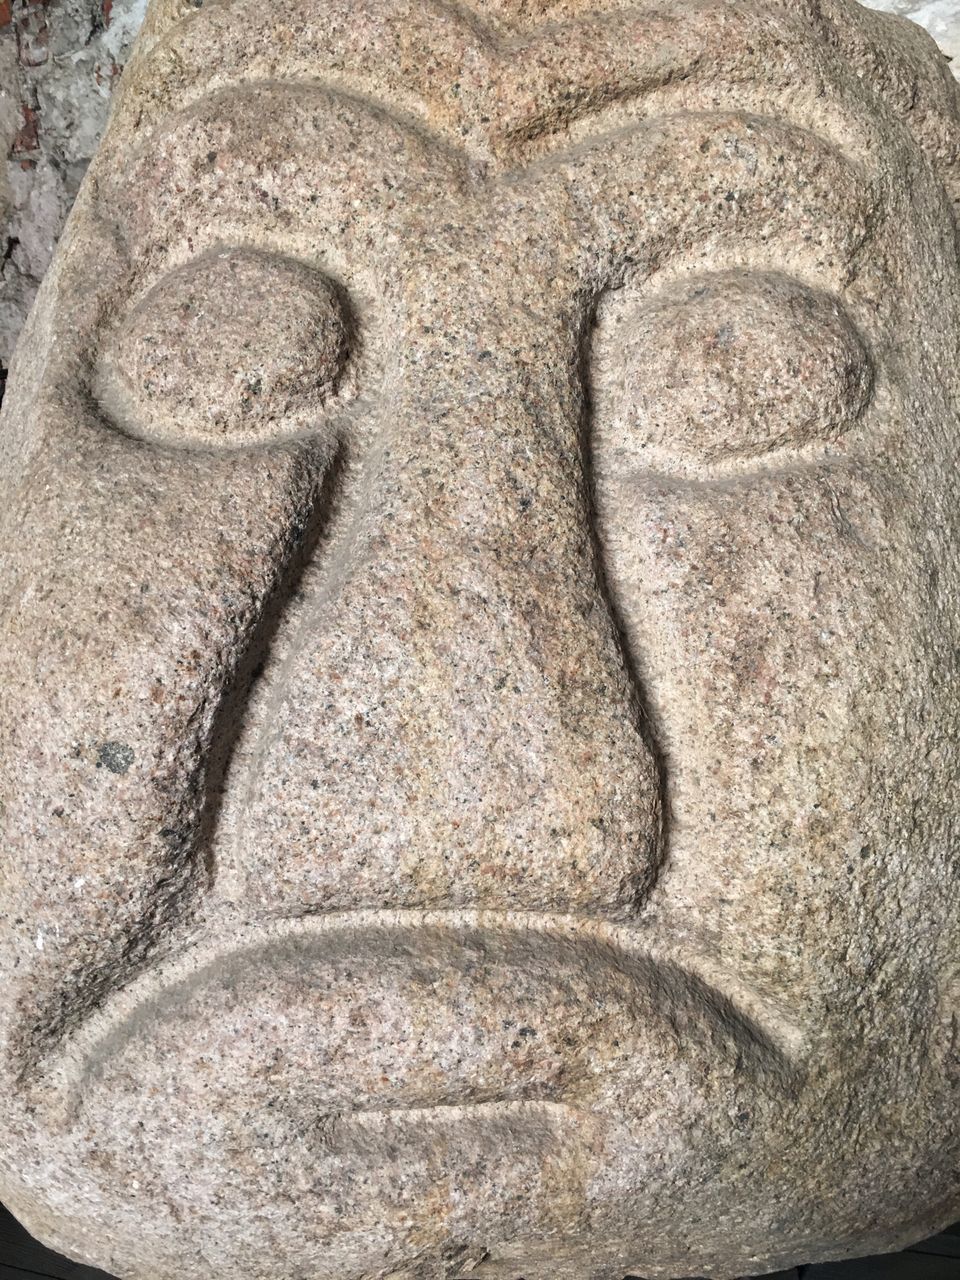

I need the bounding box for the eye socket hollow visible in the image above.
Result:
[590,269,874,476]
[96,246,351,450]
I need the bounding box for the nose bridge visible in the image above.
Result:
[395,274,591,616]
[231,259,662,920]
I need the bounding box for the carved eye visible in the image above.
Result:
[590,270,873,476]
[96,247,351,449]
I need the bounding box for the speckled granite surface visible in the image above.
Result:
[3,1,960,1279]
[1,0,958,372]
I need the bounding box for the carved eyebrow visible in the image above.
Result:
[113,68,875,201]
[503,96,875,181]
[101,84,883,313]
[113,2,825,158]
[101,63,883,304]
[93,79,473,269]
[124,0,960,199]
[121,77,474,171]
[124,0,890,170]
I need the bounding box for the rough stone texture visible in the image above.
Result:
[868,0,960,62]
[0,0,148,374]
[3,1,960,1278]
[0,0,957,380]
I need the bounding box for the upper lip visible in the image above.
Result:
[37,909,807,1132]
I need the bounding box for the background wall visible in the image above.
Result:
[871,0,960,61]
[0,0,957,393]
[0,0,146,399]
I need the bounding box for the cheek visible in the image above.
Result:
[596,464,942,993]
[0,400,331,1080]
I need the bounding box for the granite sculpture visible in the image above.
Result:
[2,1,960,1277]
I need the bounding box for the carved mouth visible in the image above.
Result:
[38,911,804,1135]
[24,912,811,1280]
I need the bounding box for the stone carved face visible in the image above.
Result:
[2,0,960,1276]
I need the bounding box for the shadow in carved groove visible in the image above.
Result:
[195,439,350,890]
[578,299,672,907]
[18,439,349,1083]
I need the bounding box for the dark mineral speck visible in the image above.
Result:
[97,741,135,774]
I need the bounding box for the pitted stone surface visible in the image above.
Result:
[2,2,960,1279]
[1,0,956,379]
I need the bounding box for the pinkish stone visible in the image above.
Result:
[2,1,960,1277]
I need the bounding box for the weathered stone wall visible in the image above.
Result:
[0,0,956,397]
[0,0,147,396]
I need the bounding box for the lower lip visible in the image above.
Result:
[26,914,804,1273]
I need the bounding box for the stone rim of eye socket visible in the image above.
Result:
[92,245,356,452]
[589,268,876,479]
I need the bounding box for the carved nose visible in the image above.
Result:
[227,309,662,919]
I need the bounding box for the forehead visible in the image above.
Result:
[115,0,900,164]
[92,0,953,297]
